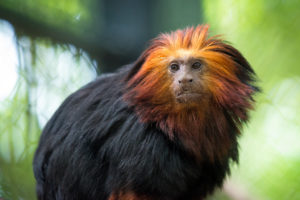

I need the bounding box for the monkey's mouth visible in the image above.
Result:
[176,92,202,103]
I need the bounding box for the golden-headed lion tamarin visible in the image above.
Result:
[33,25,258,200]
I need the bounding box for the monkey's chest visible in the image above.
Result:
[101,122,222,198]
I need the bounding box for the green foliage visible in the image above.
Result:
[203,0,300,199]
[0,0,93,37]
[0,59,41,200]
[203,0,300,86]
[0,35,96,199]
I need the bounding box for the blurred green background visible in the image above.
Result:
[0,0,299,199]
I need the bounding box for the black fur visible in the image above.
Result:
[33,65,236,200]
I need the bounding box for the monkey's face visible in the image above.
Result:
[168,56,208,104]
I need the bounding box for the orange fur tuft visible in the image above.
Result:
[124,25,258,161]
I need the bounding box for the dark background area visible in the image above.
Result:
[0,0,202,72]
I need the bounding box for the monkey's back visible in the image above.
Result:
[33,65,230,200]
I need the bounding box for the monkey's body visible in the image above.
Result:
[34,66,235,200]
[34,26,258,200]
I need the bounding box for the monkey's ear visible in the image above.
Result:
[125,51,148,81]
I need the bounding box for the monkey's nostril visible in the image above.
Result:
[178,79,193,84]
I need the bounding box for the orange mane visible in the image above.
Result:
[124,25,258,161]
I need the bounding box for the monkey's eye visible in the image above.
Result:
[192,61,202,70]
[170,64,180,72]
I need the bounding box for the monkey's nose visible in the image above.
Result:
[178,78,193,84]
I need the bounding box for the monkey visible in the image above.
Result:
[33,25,259,200]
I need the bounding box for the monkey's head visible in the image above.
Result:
[125,25,258,137]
